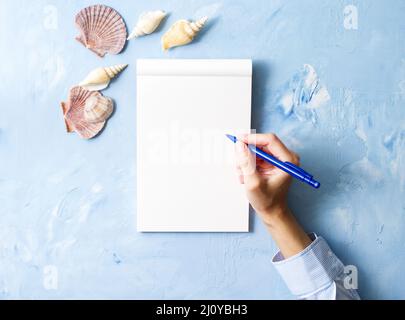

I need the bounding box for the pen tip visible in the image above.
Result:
[225,134,237,143]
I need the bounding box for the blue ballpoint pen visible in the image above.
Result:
[226,134,320,189]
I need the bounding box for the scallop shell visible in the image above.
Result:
[75,5,127,57]
[61,86,107,139]
[127,10,167,40]
[162,17,208,51]
[79,64,128,91]
[84,95,114,123]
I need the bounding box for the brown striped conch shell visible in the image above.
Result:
[79,64,128,91]
[162,17,208,51]
[127,10,167,40]
[84,95,114,123]
[75,5,127,57]
[61,86,109,139]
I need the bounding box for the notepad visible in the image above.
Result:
[137,59,252,232]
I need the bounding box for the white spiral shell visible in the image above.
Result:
[79,64,128,91]
[161,17,208,51]
[127,10,167,40]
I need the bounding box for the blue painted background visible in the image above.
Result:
[0,0,404,299]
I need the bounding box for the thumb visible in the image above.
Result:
[235,141,260,188]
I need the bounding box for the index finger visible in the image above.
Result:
[238,133,294,162]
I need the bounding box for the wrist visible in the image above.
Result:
[258,205,312,258]
[258,204,292,229]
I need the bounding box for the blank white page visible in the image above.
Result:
[137,59,252,232]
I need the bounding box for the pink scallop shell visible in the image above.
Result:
[75,5,127,57]
[61,86,106,139]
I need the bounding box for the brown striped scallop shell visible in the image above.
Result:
[84,94,114,123]
[75,5,127,57]
[61,86,106,139]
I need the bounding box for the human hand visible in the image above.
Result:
[235,133,300,227]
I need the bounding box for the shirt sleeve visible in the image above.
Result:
[272,233,360,300]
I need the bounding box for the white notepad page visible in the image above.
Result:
[137,59,252,232]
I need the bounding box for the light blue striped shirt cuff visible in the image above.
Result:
[272,233,350,298]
